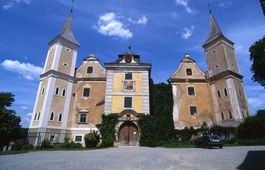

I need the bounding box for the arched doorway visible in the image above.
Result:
[118,121,139,146]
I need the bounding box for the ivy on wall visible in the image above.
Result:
[98,114,118,147]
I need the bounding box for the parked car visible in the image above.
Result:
[196,135,223,149]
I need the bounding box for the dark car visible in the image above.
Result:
[197,135,223,149]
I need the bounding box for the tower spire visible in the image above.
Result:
[49,0,80,48]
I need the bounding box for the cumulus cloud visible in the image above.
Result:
[96,12,133,39]
[0,59,43,80]
[2,0,31,10]
[175,0,193,14]
[181,26,195,40]
[134,15,148,25]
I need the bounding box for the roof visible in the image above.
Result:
[203,14,233,47]
[83,53,99,61]
[49,11,80,48]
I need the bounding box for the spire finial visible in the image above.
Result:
[71,0,75,14]
[128,45,132,53]
[208,1,212,14]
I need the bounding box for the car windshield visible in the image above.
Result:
[210,135,220,140]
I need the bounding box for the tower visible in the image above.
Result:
[29,9,80,146]
[104,48,151,146]
[203,13,249,126]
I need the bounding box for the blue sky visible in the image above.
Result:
[0,0,264,127]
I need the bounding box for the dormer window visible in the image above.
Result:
[186,68,192,76]
[87,67,93,74]
[125,73,132,80]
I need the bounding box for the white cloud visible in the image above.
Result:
[136,15,148,25]
[181,26,195,40]
[2,0,31,10]
[21,112,32,127]
[0,59,43,80]
[96,12,133,39]
[21,106,29,110]
[219,0,232,9]
[175,0,193,14]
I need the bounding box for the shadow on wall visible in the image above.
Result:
[237,150,265,170]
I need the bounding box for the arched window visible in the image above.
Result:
[224,88,228,96]
[62,89,66,97]
[50,112,54,121]
[55,87,59,95]
[229,111,233,119]
[34,113,37,120]
[37,112,41,120]
[87,67,93,74]
[58,113,62,122]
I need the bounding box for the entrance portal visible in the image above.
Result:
[118,121,139,146]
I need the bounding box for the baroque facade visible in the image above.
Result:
[170,13,249,129]
[29,10,249,146]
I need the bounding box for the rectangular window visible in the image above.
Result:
[188,87,195,96]
[125,73,132,80]
[190,106,197,116]
[124,97,132,108]
[221,112,224,120]
[217,90,221,98]
[80,113,87,123]
[87,67,93,74]
[50,135,55,142]
[75,136,82,142]
[186,68,192,76]
[83,88,90,97]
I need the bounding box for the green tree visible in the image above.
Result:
[249,37,265,88]
[150,82,175,142]
[0,92,21,148]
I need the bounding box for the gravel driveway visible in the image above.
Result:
[0,146,264,170]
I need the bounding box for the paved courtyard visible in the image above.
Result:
[0,146,264,170]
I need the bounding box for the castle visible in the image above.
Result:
[29,9,249,147]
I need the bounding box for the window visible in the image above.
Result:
[65,48,71,52]
[62,89,66,97]
[34,113,37,120]
[83,88,90,97]
[50,135,55,142]
[87,67,93,74]
[37,112,40,120]
[224,88,228,96]
[41,87,45,96]
[50,112,54,121]
[221,112,224,120]
[125,73,133,80]
[80,113,87,123]
[190,106,197,116]
[217,90,221,98]
[186,68,192,76]
[124,97,132,108]
[63,62,68,67]
[229,111,233,119]
[188,87,195,96]
[55,87,59,95]
[75,136,82,142]
[58,113,62,122]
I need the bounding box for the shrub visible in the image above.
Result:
[84,131,100,148]
[21,144,33,150]
[99,114,118,147]
[138,115,157,147]
[41,139,52,149]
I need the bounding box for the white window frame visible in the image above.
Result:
[58,113,62,122]
[124,96,133,109]
[61,88,66,97]
[65,47,71,52]
[74,135,83,143]
[50,112,55,121]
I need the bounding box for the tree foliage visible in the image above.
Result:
[139,81,175,146]
[249,37,265,87]
[238,110,265,139]
[0,92,21,148]
[98,114,118,147]
[84,131,100,148]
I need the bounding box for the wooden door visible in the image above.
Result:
[119,122,138,146]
